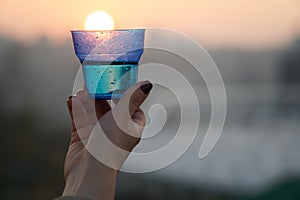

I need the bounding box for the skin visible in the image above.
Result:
[62,81,152,200]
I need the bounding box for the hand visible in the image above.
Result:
[62,81,152,200]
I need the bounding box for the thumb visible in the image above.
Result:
[116,80,153,118]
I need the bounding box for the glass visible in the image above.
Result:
[71,29,145,99]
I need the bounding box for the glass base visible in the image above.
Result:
[89,93,123,100]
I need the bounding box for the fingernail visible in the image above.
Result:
[140,81,153,94]
[68,95,73,100]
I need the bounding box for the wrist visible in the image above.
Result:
[63,151,118,200]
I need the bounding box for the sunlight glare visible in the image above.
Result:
[84,11,115,30]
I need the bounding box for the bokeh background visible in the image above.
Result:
[1,0,300,199]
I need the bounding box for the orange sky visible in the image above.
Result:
[0,0,299,48]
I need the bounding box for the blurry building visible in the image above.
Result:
[277,37,300,117]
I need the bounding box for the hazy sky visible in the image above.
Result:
[0,0,299,48]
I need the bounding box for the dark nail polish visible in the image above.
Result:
[140,82,153,94]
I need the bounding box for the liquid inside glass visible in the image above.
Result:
[83,62,138,99]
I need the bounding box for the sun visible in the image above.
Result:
[84,11,115,30]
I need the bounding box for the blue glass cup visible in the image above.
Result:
[71,29,145,99]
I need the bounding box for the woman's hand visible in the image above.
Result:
[62,81,152,200]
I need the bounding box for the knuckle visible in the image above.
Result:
[132,91,143,106]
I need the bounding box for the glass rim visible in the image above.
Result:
[71,29,145,33]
